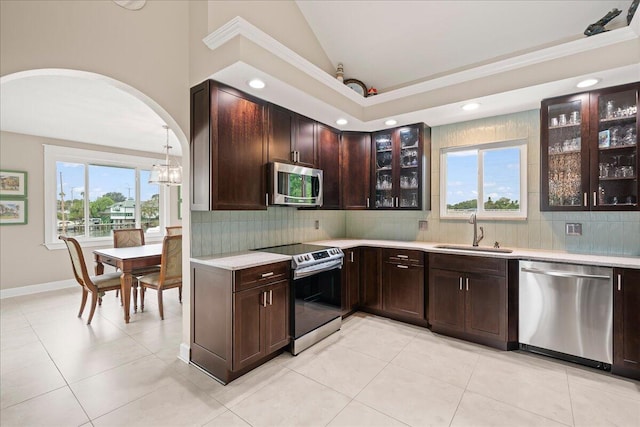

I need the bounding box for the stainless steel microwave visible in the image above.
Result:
[269,162,323,207]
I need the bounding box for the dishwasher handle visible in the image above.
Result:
[521,267,610,281]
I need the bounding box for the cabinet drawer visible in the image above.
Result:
[383,248,424,266]
[234,261,290,292]
[429,253,506,276]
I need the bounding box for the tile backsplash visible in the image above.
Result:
[191,208,346,257]
[192,109,640,258]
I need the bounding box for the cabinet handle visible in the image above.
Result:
[269,289,273,305]
[593,191,597,206]
[266,193,269,206]
[583,192,587,207]
[466,277,469,291]
[459,277,463,291]
[395,197,399,207]
[262,291,267,307]
[397,265,409,269]
[617,273,622,291]
[350,251,354,263]
[397,254,409,259]
[261,272,274,278]
[366,198,370,208]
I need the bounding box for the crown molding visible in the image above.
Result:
[203,16,365,104]
[203,15,640,109]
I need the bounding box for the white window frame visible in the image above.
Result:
[440,139,528,220]
[44,144,170,250]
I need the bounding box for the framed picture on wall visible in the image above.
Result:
[0,199,28,225]
[0,170,27,198]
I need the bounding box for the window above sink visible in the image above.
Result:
[440,139,528,220]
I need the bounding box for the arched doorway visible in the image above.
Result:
[0,68,191,360]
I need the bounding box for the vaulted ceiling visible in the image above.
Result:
[296,0,634,91]
[1,1,638,153]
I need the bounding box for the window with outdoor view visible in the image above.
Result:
[440,139,527,219]
[45,145,168,248]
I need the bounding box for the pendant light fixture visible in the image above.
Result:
[148,125,182,186]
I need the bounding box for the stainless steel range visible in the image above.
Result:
[257,243,344,355]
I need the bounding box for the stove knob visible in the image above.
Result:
[306,255,311,261]
[297,256,303,262]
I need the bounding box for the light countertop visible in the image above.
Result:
[191,240,640,270]
[311,239,640,269]
[191,251,291,270]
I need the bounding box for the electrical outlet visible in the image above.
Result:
[314,220,320,230]
[565,223,582,236]
[419,220,428,231]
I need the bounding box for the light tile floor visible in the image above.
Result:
[1,288,639,426]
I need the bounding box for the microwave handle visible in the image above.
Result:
[314,175,323,199]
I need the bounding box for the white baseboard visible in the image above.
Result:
[0,279,76,299]
[178,342,190,363]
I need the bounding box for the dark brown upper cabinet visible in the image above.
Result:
[317,123,341,209]
[268,105,317,167]
[341,132,372,210]
[190,80,268,211]
[541,82,639,211]
[372,123,430,210]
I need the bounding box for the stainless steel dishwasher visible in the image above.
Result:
[519,260,613,369]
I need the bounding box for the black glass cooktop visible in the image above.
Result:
[255,243,333,256]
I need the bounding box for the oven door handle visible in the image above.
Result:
[293,259,343,280]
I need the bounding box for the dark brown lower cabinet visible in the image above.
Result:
[429,268,465,332]
[359,248,427,326]
[233,280,289,371]
[382,249,425,321]
[428,253,517,350]
[613,268,640,379]
[191,261,290,384]
[341,248,360,316]
[360,247,382,310]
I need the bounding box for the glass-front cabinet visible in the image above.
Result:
[541,94,590,210]
[374,131,394,208]
[591,86,638,210]
[541,82,639,211]
[372,123,429,210]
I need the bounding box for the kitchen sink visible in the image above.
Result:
[434,244,513,253]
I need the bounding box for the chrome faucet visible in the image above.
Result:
[469,213,484,247]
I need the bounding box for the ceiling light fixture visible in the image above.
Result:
[462,102,480,111]
[385,119,398,126]
[576,78,600,88]
[336,118,348,125]
[248,79,266,89]
[149,125,182,186]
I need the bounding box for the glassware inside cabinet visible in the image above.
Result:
[596,89,638,207]
[547,100,583,207]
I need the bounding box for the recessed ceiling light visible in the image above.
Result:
[576,78,600,88]
[336,118,348,126]
[385,119,397,126]
[462,102,480,111]
[247,79,265,89]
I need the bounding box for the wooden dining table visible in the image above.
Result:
[93,244,162,323]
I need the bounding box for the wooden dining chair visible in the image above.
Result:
[59,235,122,325]
[165,225,182,236]
[112,228,160,310]
[113,228,145,248]
[138,234,182,320]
